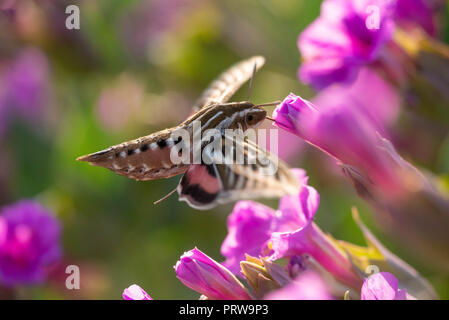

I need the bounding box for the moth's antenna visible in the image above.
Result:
[265,116,275,122]
[255,101,281,108]
[246,62,258,101]
[154,188,177,205]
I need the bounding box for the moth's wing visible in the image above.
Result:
[77,128,188,181]
[192,56,265,111]
[177,136,299,210]
[216,138,300,202]
[177,163,222,210]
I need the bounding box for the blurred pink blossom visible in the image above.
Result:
[312,67,401,129]
[1,48,50,120]
[394,0,442,36]
[221,169,318,274]
[0,200,61,286]
[298,0,395,89]
[95,74,144,132]
[121,0,194,58]
[122,284,152,300]
[0,48,51,138]
[361,272,407,300]
[221,169,362,289]
[265,271,332,300]
[298,0,445,89]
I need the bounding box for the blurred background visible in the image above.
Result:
[0,0,447,299]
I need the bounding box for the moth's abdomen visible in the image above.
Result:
[77,129,188,181]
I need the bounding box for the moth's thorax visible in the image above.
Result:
[183,101,267,133]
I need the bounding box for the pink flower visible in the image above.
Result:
[174,248,250,300]
[265,271,332,300]
[122,284,152,300]
[0,200,61,286]
[273,93,449,270]
[298,0,395,89]
[221,169,361,289]
[361,272,407,300]
[394,0,441,36]
[1,48,50,120]
[269,222,360,289]
[272,93,399,193]
[311,67,400,128]
[221,169,318,274]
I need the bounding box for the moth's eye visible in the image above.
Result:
[247,114,254,122]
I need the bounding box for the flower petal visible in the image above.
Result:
[122,284,152,300]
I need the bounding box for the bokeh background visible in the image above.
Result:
[0,0,448,299]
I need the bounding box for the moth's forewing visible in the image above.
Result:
[192,56,265,111]
[77,128,188,181]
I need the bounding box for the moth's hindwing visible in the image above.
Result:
[177,135,299,210]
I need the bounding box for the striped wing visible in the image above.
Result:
[76,128,188,181]
[192,56,265,111]
[177,135,299,210]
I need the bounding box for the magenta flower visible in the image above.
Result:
[221,169,318,274]
[394,0,441,36]
[220,201,276,275]
[272,93,399,192]
[265,271,332,300]
[273,93,449,270]
[361,272,407,300]
[174,248,251,300]
[298,0,395,89]
[221,169,361,289]
[268,222,361,289]
[122,284,152,300]
[312,67,400,128]
[0,200,61,286]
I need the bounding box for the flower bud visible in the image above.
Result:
[122,284,152,300]
[175,248,250,300]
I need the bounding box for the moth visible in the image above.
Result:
[77,56,299,209]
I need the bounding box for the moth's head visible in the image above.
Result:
[226,102,266,131]
[243,104,267,129]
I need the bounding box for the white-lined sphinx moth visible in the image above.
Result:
[77,56,299,209]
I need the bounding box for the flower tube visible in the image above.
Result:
[272,93,449,270]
